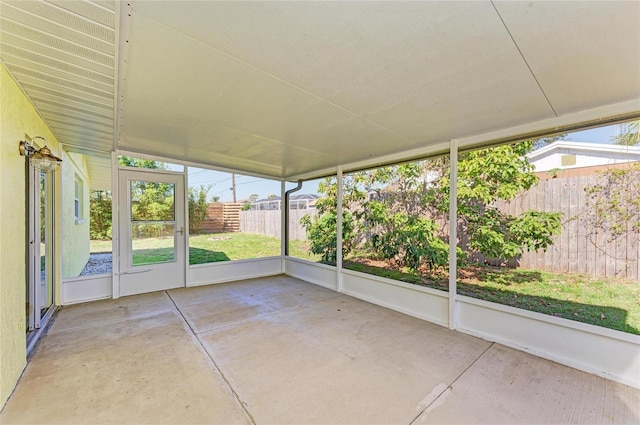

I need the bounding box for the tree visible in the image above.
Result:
[612,120,640,146]
[118,156,168,169]
[242,193,259,211]
[118,157,174,237]
[443,141,562,261]
[89,190,113,240]
[532,134,566,150]
[300,177,358,265]
[302,141,562,271]
[188,185,211,234]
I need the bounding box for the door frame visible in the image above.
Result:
[26,162,57,352]
[116,168,187,296]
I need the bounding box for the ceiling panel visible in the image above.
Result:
[132,1,554,144]
[120,1,575,178]
[118,12,420,177]
[493,1,640,115]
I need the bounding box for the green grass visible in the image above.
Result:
[345,260,640,335]
[91,233,320,265]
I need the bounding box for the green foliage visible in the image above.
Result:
[302,141,563,270]
[118,156,168,169]
[188,185,211,234]
[369,211,449,271]
[441,141,561,261]
[241,193,259,211]
[89,190,112,240]
[583,162,640,242]
[300,211,354,265]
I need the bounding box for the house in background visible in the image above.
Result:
[528,141,640,173]
[250,194,319,211]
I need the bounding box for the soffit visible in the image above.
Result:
[0,0,117,154]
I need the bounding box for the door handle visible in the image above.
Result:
[177,226,184,236]
[120,269,152,275]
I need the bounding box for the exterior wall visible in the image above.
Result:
[529,142,640,172]
[61,151,91,278]
[0,64,62,406]
[531,151,636,172]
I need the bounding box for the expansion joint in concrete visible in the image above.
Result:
[409,342,496,424]
[165,291,258,425]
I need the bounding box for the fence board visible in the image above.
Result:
[567,177,578,273]
[576,176,589,275]
[537,179,547,271]
[239,209,316,241]
[473,171,637,281]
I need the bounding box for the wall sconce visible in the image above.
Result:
[19,136,62,173]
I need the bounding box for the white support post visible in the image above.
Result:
[336,167,344,292]
[111,151,120,299]
[281,180,286,273]
[184,167,190,286]
[448,140,458,330]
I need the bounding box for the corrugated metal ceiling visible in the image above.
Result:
[0,0,116,155]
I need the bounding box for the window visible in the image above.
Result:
[74,174,84,223]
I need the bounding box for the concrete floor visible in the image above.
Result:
[2,275,638,424]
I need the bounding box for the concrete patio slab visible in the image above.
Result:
[2,276,638,424]
[50,291,174,333]
[415,343,640,424]
[168,275,340,334]
[1,309,249,425]
[198,293,492,424]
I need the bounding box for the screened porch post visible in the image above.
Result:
[336,166,344,292]
[448,140,458,330]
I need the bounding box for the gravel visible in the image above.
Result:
[80,253,113,276]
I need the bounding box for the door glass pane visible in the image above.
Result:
[40,171,53,314]
[131,223,176,265]
[130,181,175,221]
[130,180,176,266]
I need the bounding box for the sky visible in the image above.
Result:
[187,167,323,202]
[185,122,628,202]
[565,123,622,144]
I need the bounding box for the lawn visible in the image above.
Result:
[345,259,640,335]
[90,232,320,264]
[90,234,639,334]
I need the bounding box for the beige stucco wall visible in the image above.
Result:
[61,151,91,278]
[0,64,62,406]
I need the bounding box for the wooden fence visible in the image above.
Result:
[200,202,243,233]
[496,175,639,280]
[239,209,315,240]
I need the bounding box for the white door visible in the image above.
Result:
[27,167,55,333]
[118,169,186,296]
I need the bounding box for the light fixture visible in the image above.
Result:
[19,137,62,173]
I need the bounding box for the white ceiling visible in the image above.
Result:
[2,1,639,181]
